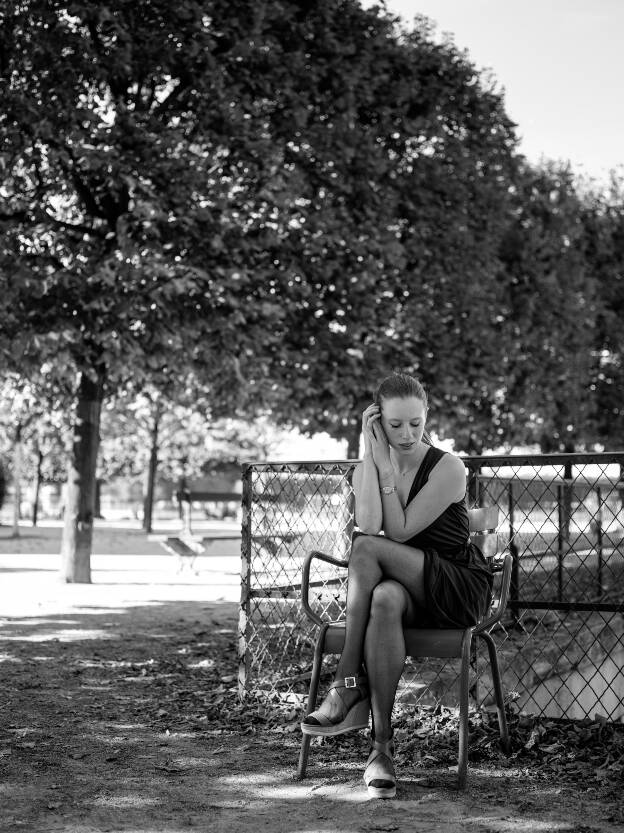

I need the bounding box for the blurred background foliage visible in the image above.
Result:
[0,1,622,572]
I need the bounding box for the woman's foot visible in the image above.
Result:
[364,734,396,799]
[301,675,370,736]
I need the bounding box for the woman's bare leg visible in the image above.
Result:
[364,580,416,741]
[311,535,426,723]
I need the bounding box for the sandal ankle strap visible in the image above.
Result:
[329,674,368,692]
[370,737,395,755]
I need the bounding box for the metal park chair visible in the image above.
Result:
[297,506,513,789]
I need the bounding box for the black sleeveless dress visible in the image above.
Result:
[402,445,492,628]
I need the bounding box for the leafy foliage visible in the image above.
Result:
[99,388,296,484]
[580,174,624,448]
[0,1,524,441]
[1,0,622,495]
[495,162,601,452]
[0,376,68,484]
[248,10,521,448]
[1,1,294,403]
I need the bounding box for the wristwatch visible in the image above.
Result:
[381,485,397,495]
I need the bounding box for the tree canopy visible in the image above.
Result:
[1,1,622,577]
[580,175,624,447]
[492,162,601,452]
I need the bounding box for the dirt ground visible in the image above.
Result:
[0,523,622,833]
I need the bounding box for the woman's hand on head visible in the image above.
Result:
[362,403,391,469]
[362,403,379,457]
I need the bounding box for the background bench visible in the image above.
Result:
[161,488,242,572]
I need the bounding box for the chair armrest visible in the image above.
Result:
[301,549,349,626]
[474,552,513,635]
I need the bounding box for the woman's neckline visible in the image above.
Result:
[392,443,432,477]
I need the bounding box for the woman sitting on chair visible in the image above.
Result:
[301,372,492,798]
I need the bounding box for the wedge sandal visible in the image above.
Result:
[301,675,370,737]
[364,736,396,799]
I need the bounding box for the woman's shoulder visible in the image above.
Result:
[437,448,465,470]
[428,448,466,497]
[427,445,463,470]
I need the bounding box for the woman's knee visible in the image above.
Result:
[349,534,378,568]
[369,580,408,621]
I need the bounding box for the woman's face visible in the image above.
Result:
[380,396,427,454]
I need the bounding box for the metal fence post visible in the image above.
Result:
[238,463,253,700]
[557,484,564,603]
[562,459,573,549]
[508,481,519,627]
[596,486,603,598]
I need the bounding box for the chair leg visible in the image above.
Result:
[457,630,472,790]
[296,624,329,779]
[479,631,511,755]
[297,734,312,780]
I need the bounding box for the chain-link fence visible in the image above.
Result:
[238,454,624,722]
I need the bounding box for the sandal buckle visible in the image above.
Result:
[344,676,357,688]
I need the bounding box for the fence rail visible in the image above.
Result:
[238,453,624,723]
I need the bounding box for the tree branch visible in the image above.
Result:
[153,76,192,118]
[44,211,102,237]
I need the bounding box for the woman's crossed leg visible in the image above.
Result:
[303,534,426,732]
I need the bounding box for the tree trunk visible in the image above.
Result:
[0,458,5,523]
[32,446,43,527]
[60,370,105,583]
[11,422,23,538]
[94,478,102,518]
[142,407,161,534]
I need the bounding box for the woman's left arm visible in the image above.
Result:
[381,454,466,542]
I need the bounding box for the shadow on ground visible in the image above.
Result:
[1,598,622,833]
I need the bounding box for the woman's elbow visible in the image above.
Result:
[358,523,382,536]
[383,524,410,543]
[356,514,382,536]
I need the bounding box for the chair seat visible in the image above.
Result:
[323,622,470,659]
[404,627,470,659]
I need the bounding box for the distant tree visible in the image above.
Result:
[495,161,601,453]
[0,374,68,529]
[580,174,624,449]
[245,11,520,454]
[0,377,36,536]
[100,388,293,531]
[100,384,204,533]
[98,387,281,532]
